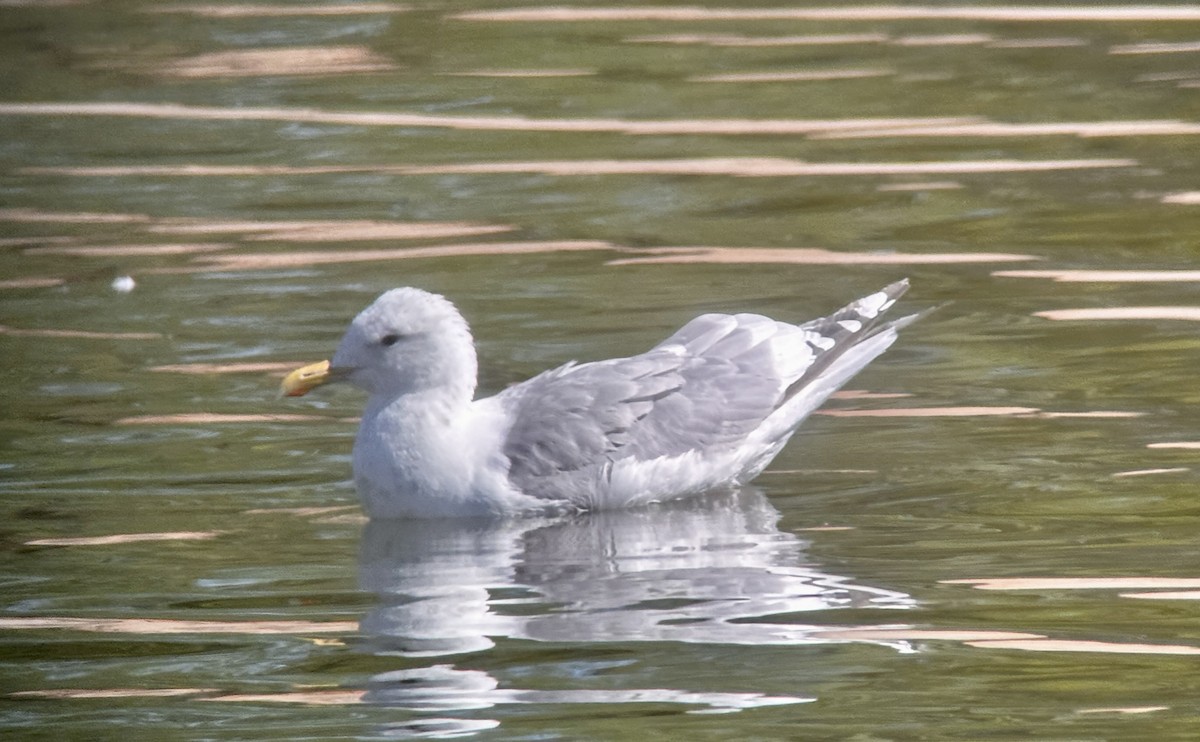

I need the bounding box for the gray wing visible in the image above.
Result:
[497,320,786,500]
[498,280,911,501]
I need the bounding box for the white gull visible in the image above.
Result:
[282,281,915,519]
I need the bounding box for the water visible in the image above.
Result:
[4,2,1200,739]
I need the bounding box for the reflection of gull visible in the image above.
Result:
[358,491,914,717]
[283,282,913,517]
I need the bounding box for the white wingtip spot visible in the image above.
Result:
[837,319,863,333]
[811,335,836,350]
[856,290,893,318]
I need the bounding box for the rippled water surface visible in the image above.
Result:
[5,2,1200,739]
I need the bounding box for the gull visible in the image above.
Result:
[282,281,915,518]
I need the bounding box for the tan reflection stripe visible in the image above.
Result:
[0,617,357,634]
[149,362,301,374]
[967,639,1200,655]
[0,237,74,246]
[0,208,150,223]
[877,181,962,191]
[626,33,890,46]
[989,38,1087,48]
[26,532,221,547]
[456,7,1200,22]
[1122,591,1200,600]
[608,247,1036,266]
[1148,442,1200,449]
[814,628,1044,642]
[202,690,366,704]
[149,4,405,16]
[24,157,1137,178]
[818,406,1040,417]
[1036,307,1200,321]
[831,390,913,399]
[148,218,511,235]
[26,243,233,256]
[398,157,1136,176]
[1112,41,1200,54]
[0,325,160,340]
[0,277,66,289]
[998,269,1200,282]
[114,413,345,425]
[0,102,982,135]
[242,223,512,241]
[243,506,359,516]
[813,122,1200,139]
[629,33,1087,48]
[943,577,1200,590]
[1037,411,1144,418]
[692,69,892,83]
[894,34,992,46]
[1078,707,1170,715]
[187,240,615,270]
[442,69,595,77]
[160,47,394,77]
[12,688,219,699]
[1112,467,1190,477]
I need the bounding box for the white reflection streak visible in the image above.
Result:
[357,490,913,718]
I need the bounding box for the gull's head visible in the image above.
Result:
[282,288,478,400]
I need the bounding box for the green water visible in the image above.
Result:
[4,2,1200,739]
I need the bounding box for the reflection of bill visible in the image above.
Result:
[357,490,914,716]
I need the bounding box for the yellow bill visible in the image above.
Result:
[281,359,332,397]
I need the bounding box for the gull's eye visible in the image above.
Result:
[379,333,404,348]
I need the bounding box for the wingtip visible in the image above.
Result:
[883,277,910,298]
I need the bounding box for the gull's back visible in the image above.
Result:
[495,280,913,509]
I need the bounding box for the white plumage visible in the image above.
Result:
[282,281,915,519]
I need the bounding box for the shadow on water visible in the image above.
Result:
[355,489,914,722]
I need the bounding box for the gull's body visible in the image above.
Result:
[283,281,914,519]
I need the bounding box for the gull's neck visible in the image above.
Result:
[355,378,486,519]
